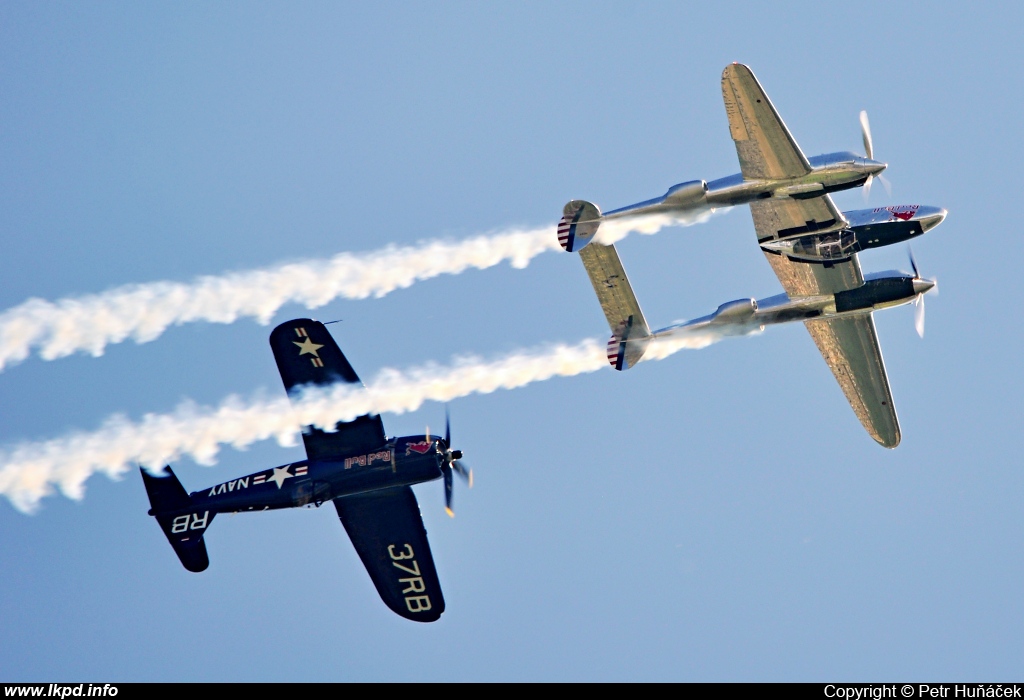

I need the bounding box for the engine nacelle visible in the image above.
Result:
[557,200,602,252]
[711,298,758,324]
[834,276,917,313]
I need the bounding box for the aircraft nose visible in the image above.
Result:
[919,207,948,232]
[912,278,935,295]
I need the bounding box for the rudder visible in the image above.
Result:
[141,466,215,573]
[558,200,602,252]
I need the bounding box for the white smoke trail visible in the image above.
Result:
[0,209,719,372]
[0,325,728,514]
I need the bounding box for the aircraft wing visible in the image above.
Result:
[747,198,900,448]
[721,63,812,181]
[723,63,900,447]
[579,243,651,338]
[334,486,445,623]
[804,314,899,447]
[270,319,386,461]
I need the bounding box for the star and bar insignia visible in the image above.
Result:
[293,327,325,367]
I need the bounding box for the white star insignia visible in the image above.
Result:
[293,337,324,358]
[268,466,293,489]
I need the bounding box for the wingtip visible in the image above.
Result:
[874,430,902,449]
[723,62,751,75]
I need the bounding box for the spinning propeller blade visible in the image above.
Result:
[914,296,926,339]
[453,460,472,486]
[439,407,472,517]
[860,110,874,160]
[860,110,892,200]
[878,173,893,197]
[444,468,454,518]
[908,248,937,338]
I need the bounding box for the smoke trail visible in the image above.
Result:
[0,325,729,514]
[0,209,718,373]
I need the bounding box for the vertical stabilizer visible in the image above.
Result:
[141,466,215,573]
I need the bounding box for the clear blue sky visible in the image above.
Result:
[1,1,1021,681]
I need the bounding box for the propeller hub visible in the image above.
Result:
[912,278,936,296]
[863,159,887,177]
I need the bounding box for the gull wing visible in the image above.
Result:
[269,319,386,460]
[334,486,444,623]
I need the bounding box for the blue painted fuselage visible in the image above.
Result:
[184,435,442,515]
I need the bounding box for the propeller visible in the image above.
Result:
[439,407,472,517]
[908,248,938,338]
[860,110,892,199]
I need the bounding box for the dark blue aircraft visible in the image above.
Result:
[141,318,471,622]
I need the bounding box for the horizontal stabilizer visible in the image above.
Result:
[558,200,602,252]
[141,466,215,573]
[578,242,651,369]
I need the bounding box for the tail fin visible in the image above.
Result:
[606,315,651,371]
[558,200,602,252]
[141,466,215,573]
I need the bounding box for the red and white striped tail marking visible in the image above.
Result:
[606,317,637,370]
[557,215,573,250]
[602,333,618,366]
[602,319,626,368]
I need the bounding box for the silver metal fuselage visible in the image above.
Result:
[601,151,886,220]
[651,271,935,343]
